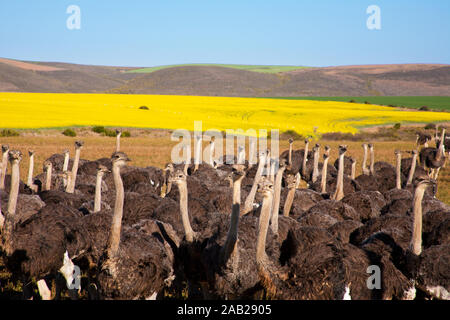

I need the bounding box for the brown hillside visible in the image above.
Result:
[0,58,449,96]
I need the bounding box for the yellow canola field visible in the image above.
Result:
[1,93,449,136]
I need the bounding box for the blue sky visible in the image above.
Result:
[0,0,449,67]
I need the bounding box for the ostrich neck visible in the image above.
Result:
[243,155,266,215]
[256,193,273,264]
[194,139,201,171]
[0,151,8,189]
[362,147,368,174]
[283,176,296,217]
[312,150,319,183]
[116,135,121,152]
[333,154,345,201]
[178,181,195,242]
[370,149,375,175]
[107,164,124,258]
[288,144,293,166]
[410,186,426,256]
[321,157,329,194]
[396,154,402,189]
[406,155,417,186]
[209,142,215,166]
[3,160,20,255]
[67,148,81,193]
[27,155,34,187]
[45,165,52,191]
[94,172,104,213]
[302,143,309,176]
[221,176,243,263]
[351,162,356,180]
[271,166,286,234]
[63,153,69,172]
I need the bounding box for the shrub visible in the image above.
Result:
[424,123,436,130]
[393,123,401,130]
[104,129,117,137]
[419,106,430,111]
[364,101,371,105]
[139,106,149,110]
[388,104,397,108]
[281,130,303,140]
[0,129,20,137]
[92,126,106,134]
[62,128,76,137]
[122,131,131,137]
[349,99,356,103]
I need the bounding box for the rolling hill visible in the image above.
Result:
[0,58,449,97]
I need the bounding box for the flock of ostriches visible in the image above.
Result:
[0,129,449,300]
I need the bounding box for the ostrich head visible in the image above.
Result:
[324,145,331,156]
[97,164,110,175]
[288,138,294,145]
[279,157,287,169]
[257,176,274,197]
[394,150,401,156]
[75,141,84,149]
[28,150,35,156]
[368,143,373,150]
[43,160,52,171]
[168,169,186,186]
[285,173,297,189]
[2,145,10,154]
[63,149,69,155]
[414,176,437,195]
[111,152,131,167]
[8,150,22,163]
[163,163,174,173]
[232,164,246,178]
[339,145,348,155]
[115,129,121,136]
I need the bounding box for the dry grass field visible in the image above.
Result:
[1,128,449,204]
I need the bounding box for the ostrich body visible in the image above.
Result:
[420,129,446,179]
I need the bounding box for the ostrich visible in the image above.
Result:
[200,164,270,298]
[1,150,89,300]
[66,141,84,194]
[420,128,446,180]
[332,145,347,201]
[97,152,174,299]
[416,132,432,148]
[0,144,9,190]
[404,178,449,299]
